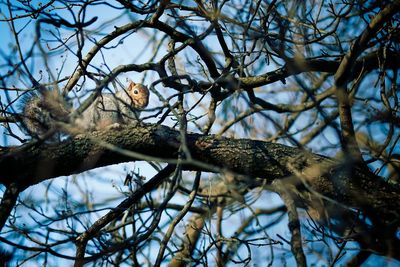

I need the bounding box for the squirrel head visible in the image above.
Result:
[126,81,149,109]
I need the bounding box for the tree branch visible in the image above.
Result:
[168,214,206,267]
[74,164,176,266]
[273,180,306,267]
[0,183,19,231]
[334,0,400,159]
[0,123,399,227]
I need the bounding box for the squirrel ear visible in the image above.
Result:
[130,81,136,87]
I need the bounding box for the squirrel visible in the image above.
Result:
[21,81,149,138]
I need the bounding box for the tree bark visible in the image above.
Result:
[0,123,399,225]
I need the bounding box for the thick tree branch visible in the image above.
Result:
[0,123,399,227]
[0,183,19,231]
[334,0,400,158]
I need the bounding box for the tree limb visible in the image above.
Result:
[0,123,399,227]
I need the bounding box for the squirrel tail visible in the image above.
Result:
[20,90,70,137]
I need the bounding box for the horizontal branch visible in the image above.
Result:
[198,50,400,90]
[0,124,295,187]
[1,123,400,258]
[0,124,398,219]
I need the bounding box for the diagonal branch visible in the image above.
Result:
[168,214,206,267]
[273,180,306,267]
[334,1,400,159]
[74,164,176,267]
[0,183,19,232]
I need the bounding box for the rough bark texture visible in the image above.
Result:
[0,124,296,187]
[0,123,399,226]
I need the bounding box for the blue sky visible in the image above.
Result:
[0,1,399,266]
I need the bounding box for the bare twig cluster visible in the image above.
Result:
[0,0,400,266]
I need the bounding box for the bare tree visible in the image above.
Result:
[0,0,400,266]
